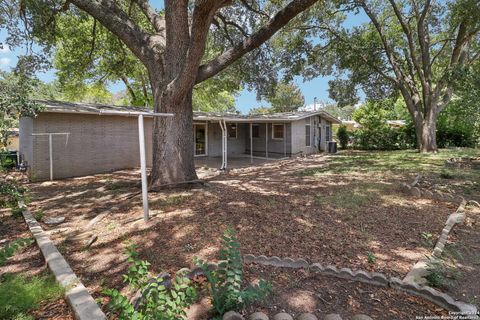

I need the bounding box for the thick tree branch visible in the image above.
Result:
[131,0,165,33]
[70,0,159,66]
[196,0,318,83]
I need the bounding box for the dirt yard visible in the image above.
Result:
[15,149,478,318]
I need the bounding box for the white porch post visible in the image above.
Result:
[265,123,268,159]
[250,122,253,163]
[224,120,228,169]
[283,123,287,158]
[48,134,53,181]
[138,115,149,221]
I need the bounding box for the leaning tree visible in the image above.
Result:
[1,0,320,186]
[278,0,480,152]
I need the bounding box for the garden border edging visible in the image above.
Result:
[242,254,478,316]
[20,205,106,320]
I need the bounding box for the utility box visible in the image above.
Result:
[327,141,337,153]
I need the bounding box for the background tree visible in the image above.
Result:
[1,0,320,186]
[279,0,480,152]
[267,81,305,112]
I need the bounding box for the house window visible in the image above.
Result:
[325,125,331,141]
[305,124,311,146]
[228,123,237,139]
[272,124,284,140]
[252,124,260,138]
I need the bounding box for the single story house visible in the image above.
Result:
[19,100,341,181]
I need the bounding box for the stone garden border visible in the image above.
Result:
[20,204,106,320]
[222,310,373,320]
[401,173,465,204]
[241,254,478,316]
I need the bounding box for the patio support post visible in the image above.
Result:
[138,114,149,221]
[219,120,226,170]
[283,123,287,158]
[224,119,228,169]
[265,123,268,159]
[250,122,253,164]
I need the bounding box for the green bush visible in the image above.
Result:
[103,244,197,320]
[195,228,271,317]
[337,125,349,149]
[0,238,33,266]
[0,273,64,319]
[351,126,413,150]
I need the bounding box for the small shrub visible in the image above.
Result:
[0,238,33,266]
[0,179,26,209]
[366,251,376,264]
[420,232,434,248]
[440,171,454,179]
[195,228,271,316]
[337,125,349,149]
[425,258,459,289]
[0,274,63,319]
[103,244,197,320]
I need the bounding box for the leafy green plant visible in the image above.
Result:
[103,244,197,320]
[0,179,26,209]
[425,258,460,289]
[0,238,33,266]
[0,273,63,319]
[366,251,376,264]
[195,228,271,316]
[420,232,434,248]
[336,125,350,149]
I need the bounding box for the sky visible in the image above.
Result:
[0,7,369,114]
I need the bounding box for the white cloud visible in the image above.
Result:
[0,57,11,65]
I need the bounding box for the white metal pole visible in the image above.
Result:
[250,122,253,164]
[49,133,53,181]
[138,115,149,221]
[224,120,228,169]
[265,123,268,159]
[283,123,287,158]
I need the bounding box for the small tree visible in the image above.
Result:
[336,125,349,149]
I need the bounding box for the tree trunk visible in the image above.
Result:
[414,111,438,153]
[149,85,198,187]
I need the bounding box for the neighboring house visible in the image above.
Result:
[19,100,341,181]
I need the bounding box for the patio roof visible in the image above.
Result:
[35,100,341,124]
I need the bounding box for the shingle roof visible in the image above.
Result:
[36,100,341,124]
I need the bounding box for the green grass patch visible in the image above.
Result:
[0,273,64,319]
[149,194,192,209]
[298,149,480,178]
[314,183,383,211]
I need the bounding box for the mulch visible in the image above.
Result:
[0,210,74,319]
[20,155,461,318]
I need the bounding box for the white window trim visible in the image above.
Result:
[227,123,237,139]
[305,123,311,147]
[272,123,284,140]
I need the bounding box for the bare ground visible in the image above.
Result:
[23,154,461,317]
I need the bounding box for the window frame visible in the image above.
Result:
[305,123,311,147]
[272,123,285,140]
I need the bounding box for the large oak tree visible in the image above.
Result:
[281,0,480,152]
[1,0,319,186]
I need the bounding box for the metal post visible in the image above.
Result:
[49,134,53,181]
[224,120,228,169]
[265,123,268,159]
[283,123,287,158]
[138,115,149,221]
[250,122,253,164]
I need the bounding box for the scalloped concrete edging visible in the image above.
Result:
[20,205,106,320]
[222,310,373,320]
[242,254,478,316]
